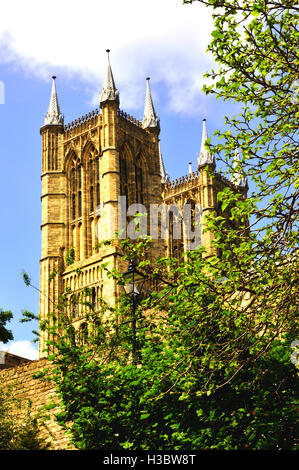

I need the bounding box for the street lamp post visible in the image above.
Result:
[122,259,145,364]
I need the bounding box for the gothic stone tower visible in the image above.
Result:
[162,119,248,260]
[39,52,164,357]
[39,52,247,358]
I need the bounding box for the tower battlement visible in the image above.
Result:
[164,169,246,199]
[117,109,143,128]
[163,170,203,196]
[63,109,102,139]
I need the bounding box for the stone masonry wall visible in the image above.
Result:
[0,358,71,449]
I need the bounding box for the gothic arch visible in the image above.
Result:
[65,149,80,173]
[79,143,101,257]
[119,141,134,162]
[81,141,100,165]
[67,153,82,224]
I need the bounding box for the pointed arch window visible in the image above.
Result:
[78,164,82,190]
[85,147,100,215]
[169,211,183,261]
[71,164,76,220]
[82,144,99,256]
[135,155,144,205]
[186,198,196,245]
[96,155,100,211]
[89,159,93,185]
[96,184,100,208]
[72,194,76,220]
[96,156,100,183]
[120,156,128,210]
[71,166,76,192]
[89,158,94,213]
[78,191,82,218]
[90,186,94,213]
[70,156,82,222]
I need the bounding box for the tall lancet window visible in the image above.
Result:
[78,164,82,218]
[71,164,76,220]
[89,158,94,213]
[90,185,94,213]
[186,198,196,247]
[71,166,76,220]
[86,149,100,215]
[120,156,128,210]
[72,166,76,192]
[72,193,76,220]
[70,158,82,221]
[78,191,82,218]
[84,144,99,256]
[135,154,144,205]
[96,155,100,209]
[169,211,183,262]
[78,164,82,189]
[68,154,82,261]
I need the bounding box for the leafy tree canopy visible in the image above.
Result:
[0,309,13,344]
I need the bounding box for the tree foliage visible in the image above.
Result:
[0,388,49,450]
[33,237,298,450]
[0,308,13,344]
[183,0,298,261]
[180,0,299,371]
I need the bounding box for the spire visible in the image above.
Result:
[159,141,169,183]
[100,49,119,106]
[142,77,159,129]
[44,76,64,126]
[231,148,248,187]
[197,119,214,168]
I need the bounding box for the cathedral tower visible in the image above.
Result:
[39,54,164,357]
[39,54,247,358]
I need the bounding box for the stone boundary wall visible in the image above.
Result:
[0,351,31,369]
[0,358,71,449]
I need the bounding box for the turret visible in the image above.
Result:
[159,141,169,183]
[39,76,65,357]
[197,119,215,168]
[43,76,64,126]
[40,76,64,172]
[99,49,119,106]
[142,77,160,131]
[231,148,248,188]
[99,50,120,242]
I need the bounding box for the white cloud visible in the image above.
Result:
[0,0,214,114]
[0,340,39,360]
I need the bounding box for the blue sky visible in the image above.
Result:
[0,0,241,359]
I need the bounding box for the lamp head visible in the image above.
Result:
[122,260,145,296]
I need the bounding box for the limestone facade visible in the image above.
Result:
[38,63,247,357]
